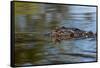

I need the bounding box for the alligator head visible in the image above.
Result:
[50,26,96,44]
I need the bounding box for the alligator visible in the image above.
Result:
[49,26,96,44]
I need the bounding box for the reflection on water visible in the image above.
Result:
[14,3,97,66]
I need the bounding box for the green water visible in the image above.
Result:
[14,4,97,66]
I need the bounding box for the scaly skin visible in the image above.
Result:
[51,26,96,44]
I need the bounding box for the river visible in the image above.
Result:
[15,5,97,66]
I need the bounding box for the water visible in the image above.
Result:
[15,5,97,66]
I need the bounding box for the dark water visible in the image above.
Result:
[15,5,97,66]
